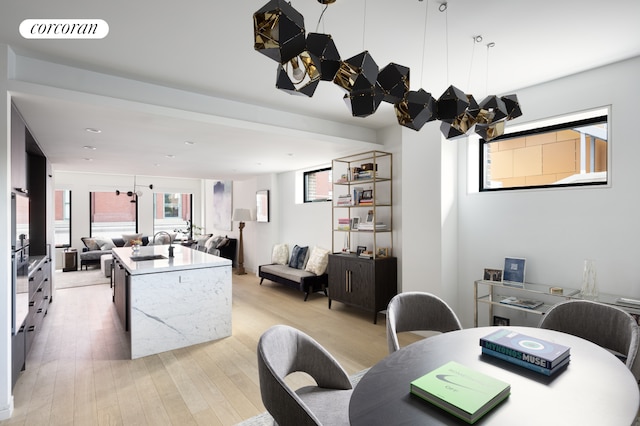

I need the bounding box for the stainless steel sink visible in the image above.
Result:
[130,254,167,261]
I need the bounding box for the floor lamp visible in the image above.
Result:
[232,208,252,275]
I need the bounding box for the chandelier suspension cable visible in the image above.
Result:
[362,0,367,51]
[316,3,329,32]
[420,0,429,86]
[441,2,449,84]
[485,42,495,95]
[467,37,478,91]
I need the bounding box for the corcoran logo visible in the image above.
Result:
[19,19,109,39]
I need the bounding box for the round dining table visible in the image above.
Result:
[349,326,639,425]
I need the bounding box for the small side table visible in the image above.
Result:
[63,248,77,272]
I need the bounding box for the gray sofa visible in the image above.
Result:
[80,236,151,270]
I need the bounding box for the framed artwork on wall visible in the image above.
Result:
[256,190,270,222]
[213,180,232,231]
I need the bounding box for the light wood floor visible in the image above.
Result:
[2,272,419,425]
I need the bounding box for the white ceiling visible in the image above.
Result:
[1,0,639,180]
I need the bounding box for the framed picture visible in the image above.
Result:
[377,247,389,257]
[213,180,232,231]
[483,268,503,282]
[256,190,270,222]
[361,189,373,201]
[365,209,374,223]
[493,315,510,326]
[503,257,526,287]
[356,245,366,256]
[351,217,360,230]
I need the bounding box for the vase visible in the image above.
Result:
[132,244,141,253]
[581,259,598,299]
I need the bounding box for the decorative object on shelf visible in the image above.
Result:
[502,257,525,287]
[550,287,564,295]
[483,268,503,282]
[256,190,270,222]
[232,208,253,275]
[115,175,153,203]
[581,259,598,300]
[356,245,366,256]
[376,247,389,257]
[252,0,522,139]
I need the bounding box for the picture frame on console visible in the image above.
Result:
[503,257,526,287]
[483,268,503,282]
[493,315,510,326]
[356,245,366,256]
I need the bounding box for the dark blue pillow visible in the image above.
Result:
[289,245,308,269]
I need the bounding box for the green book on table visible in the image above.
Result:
[410,361,510,424]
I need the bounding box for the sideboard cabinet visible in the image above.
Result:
[328,253,397,324]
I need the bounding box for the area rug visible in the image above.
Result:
[235,368,369,426]
[55,268,109,289]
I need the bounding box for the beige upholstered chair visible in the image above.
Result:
[257,325,353,426]
[538,299,640,381]
[386,292,462,354]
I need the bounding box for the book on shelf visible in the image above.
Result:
[410,361,510,424]
[359,250,373,259]
[479,329,570,371]
[358,222,387,231]
[499,296,543,309]
[481,347,570,376]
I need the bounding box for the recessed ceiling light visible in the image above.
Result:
[184,141,195,145]
[83,145,96,150]
[154,163,161,167]
[165,154,175,159]
[83,158,93,161]
[85,128,101,134]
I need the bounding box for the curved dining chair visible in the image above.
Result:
[386,292,462,354]
[257,324,353,426]
[538,299,640,380]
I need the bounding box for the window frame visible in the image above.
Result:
[54,189,72,248]
[479,114,609,192]
[153,193,193,240]
[303,167,332,203]
[89,191,139,238]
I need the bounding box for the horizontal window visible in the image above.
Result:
[304,167,332,202]
[480,112,608,191]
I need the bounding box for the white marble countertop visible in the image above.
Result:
[112,245,231,275]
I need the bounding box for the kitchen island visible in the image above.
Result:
[111,244,232,359]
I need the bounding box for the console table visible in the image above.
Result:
[475,279,640,327]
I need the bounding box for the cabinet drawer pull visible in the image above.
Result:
[37,308,43,314]
[29,277,34,282]
[37,287,43,292]
[29,301,35,307]
[27,325,35,332]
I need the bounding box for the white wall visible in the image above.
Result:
[0,44,14,420]
[456,57,640,327]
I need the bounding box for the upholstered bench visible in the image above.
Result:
[259,264,328,301]
[258,244,330,301]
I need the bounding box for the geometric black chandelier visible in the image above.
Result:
[253,0,522,141]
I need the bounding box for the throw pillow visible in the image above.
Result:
[216,237,230,249]
[205,235,223,252]
[289,245,308,269]
[271,244,289,265]
[81,237,100,251]
[122,233,143,247]
[305,246,330,275]
[96,238,115,251]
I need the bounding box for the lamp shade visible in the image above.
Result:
[232,208,253,222]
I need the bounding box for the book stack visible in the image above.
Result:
[337,218,350,230]
[336,194,352,206]
[359,250,373,259]
[359,191,373,205]
[358,222,387,231]
[410,361,510,424]
[480,329,570,376]
[499,296,543,309]
[352,187,364,204]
